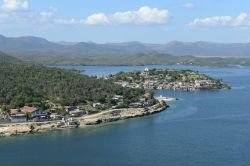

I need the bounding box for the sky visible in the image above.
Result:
[0,0,250,43]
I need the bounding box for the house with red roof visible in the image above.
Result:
[21,106,41,118]
[9,109,27,123]
[10,109,20,116]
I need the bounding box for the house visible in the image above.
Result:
[10,109,20,116]
[93,103,102,108]
[50,113,62,120]
[114,81,130,88]
[49,104,63,111]
[129,102,143,108]
[64,106,77,112]
[33,113,49,122]
[11,114,27,123]
[143,99,156,107]
[139,98,146,102]
[9,108,27,123]
[21,106,41,118]
[195,80,213,88]
[69,110,85,117]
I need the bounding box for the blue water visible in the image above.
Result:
[1,65,250,166]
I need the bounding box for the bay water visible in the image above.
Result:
[1,65,250,166]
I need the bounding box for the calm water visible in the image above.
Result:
[1,65,250,166]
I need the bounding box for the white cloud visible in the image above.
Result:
[189,16,232,27]
[40,11,54,18]
[232,13,248,27]
[39,8,57,22]
[130,6,169,24]
[0,4,169,30]
[55,6,170,26]
[182,3,195,9]
[55,13,110,25]
[0,0,29,10]
[112,11,135,24]
[0,5,59,30]
[112,6,169,24]
[54,18,81,25]
[189,13,250,28]
[85,13,109,25]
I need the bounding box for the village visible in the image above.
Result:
[0,92,171,137]
[0,68,230,127]
[103,68,230,91]
[0,92,160,127]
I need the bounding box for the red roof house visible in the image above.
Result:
[22,106,38,113]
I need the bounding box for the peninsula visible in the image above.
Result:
[103,68,231,91]
[0,53,170,136]
[0,53,229,137]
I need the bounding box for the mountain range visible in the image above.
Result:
[1,34,250,57]
[0,34,250,66]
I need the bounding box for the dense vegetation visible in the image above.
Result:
[0,57,144,110]
[11,52,250,67]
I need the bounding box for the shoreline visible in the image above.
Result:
[0,102,169,137]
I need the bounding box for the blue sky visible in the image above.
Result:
[0,0,250,43]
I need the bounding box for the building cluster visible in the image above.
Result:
[10,106,45,123]
[8,105,86,123]
[2,93,155,124]
[110,93,156,109]
[107,68,223,91]
[124,94,155,108]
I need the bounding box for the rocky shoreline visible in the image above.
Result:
[0,102,167,137]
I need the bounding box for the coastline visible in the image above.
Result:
[0,102,169,137]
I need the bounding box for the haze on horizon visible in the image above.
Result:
[0,0,250,43]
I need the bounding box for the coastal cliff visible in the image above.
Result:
[78,103,167,125]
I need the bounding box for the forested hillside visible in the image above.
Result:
[0,51,20,62]
[0,59,144,109]
[9,52,250,67]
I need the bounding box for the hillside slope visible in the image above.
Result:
[0,60,144,109]
[0,51,20,62]
[1,35,250,66]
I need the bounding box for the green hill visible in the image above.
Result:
[0,60,144,109]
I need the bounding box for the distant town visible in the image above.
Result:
[103,68,231,91]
